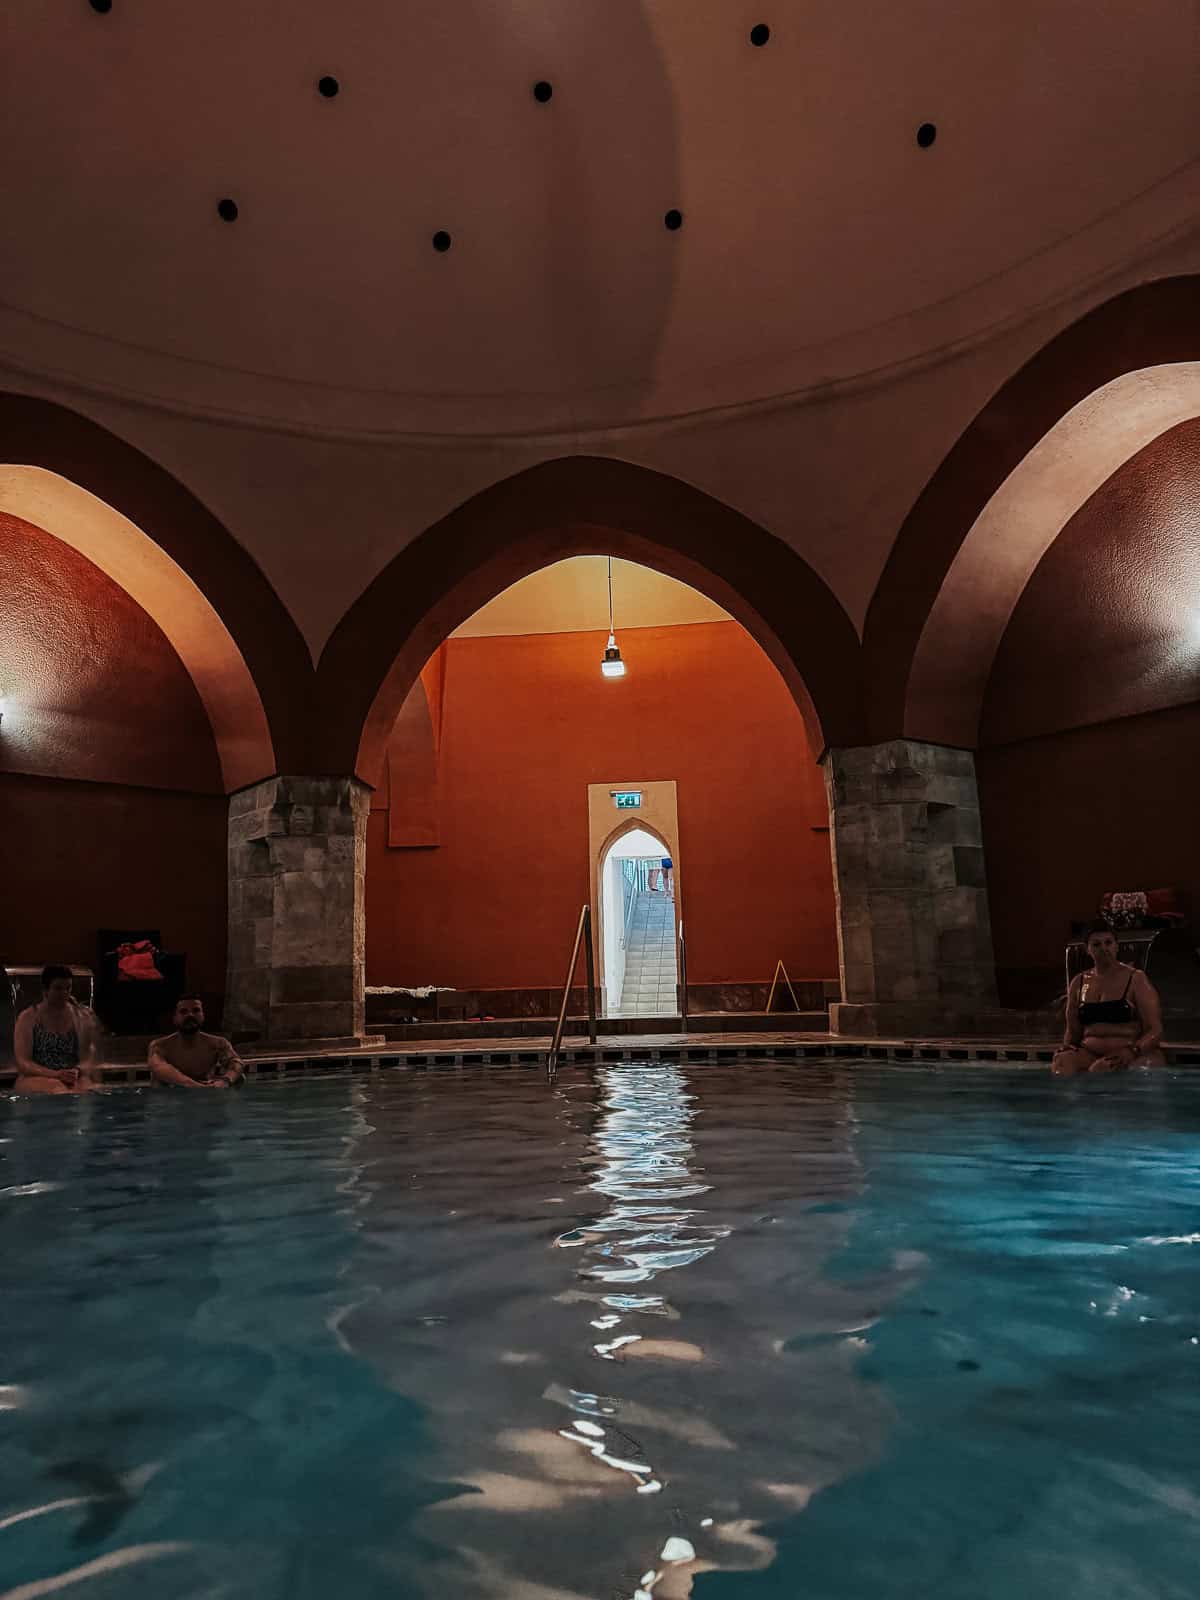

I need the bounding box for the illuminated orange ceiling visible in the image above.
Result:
[451,557,730,638]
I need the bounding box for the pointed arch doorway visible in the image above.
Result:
[591,781,681,1019]
[600,825,678,1018]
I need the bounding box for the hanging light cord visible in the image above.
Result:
[608,557,615,636]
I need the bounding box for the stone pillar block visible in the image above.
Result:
[225,775,370,1044]
[825,739,999,1036]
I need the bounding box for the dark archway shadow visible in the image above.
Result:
[313,456,866,786]
[862,275,1200,744]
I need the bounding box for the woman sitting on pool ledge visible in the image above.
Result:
[12,964,102,1094]
[1052,923,1165,1076]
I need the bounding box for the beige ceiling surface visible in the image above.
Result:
[1,4,1198,667]
[451,556,730,638]
[2,1,1196,435]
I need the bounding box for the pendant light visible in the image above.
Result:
[601,557,626,678]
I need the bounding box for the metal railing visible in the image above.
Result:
[548,904,598,1075]
[621,857,642,948]
[677,917,688,1024]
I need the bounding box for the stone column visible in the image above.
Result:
[225,776,369,1046]
[824,740,1000,1037]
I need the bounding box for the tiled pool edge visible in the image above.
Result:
[77,1035,1200,1084]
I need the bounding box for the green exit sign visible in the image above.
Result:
[613,791,642,809]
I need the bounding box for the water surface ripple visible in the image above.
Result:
[3,1064,1200,1598]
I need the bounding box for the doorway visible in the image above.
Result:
[599,825,678,1017]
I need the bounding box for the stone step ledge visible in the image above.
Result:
[61,1037,1200,1085]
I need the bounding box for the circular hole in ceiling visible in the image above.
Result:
[317,75,340,98]
[749,23,770,45]
[432,230,452,253]
[89,0,112,11]
[217,197,239,222]
[916,122,938,148]
[533,80,553,103]
[664,209,683,231]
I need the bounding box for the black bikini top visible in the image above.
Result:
[1077,970,1137,1027]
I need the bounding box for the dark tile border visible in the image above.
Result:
[43,1036,1198,1092]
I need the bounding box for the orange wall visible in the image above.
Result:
[366,620,836,989]
[0,515,227,1003]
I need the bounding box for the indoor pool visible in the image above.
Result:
[3,1063,1200,1600]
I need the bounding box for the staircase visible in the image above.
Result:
[618,890,678,1016]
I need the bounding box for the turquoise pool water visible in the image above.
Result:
[3,1063,1200,1599]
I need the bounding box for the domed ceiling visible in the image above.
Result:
[2,1,1196,435]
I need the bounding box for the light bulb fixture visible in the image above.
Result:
[601,633,625,678]
[600,558,627,679]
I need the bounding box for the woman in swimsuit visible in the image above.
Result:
[1051,923,1165,1076]
[12,964,101,1095]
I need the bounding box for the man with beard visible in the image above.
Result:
[149,996,244,1089]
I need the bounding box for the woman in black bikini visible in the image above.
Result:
[1052,924,1165,1076]
[12,964,101,1095]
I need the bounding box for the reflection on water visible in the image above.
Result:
[0,1065,897,1600]
[563,1064,721,1296]
[535,1064,895,1598]
[18,1066,1193,1598]
[327,1062,895,1599]
[552,1066,726,1501]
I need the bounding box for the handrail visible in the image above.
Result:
[548,904,598,1074]
[678,917,688,1026]
[621,858,640,948]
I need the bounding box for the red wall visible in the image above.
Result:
[979,423,1200,1000]
[0,774,228,1000]
[366,620,836,989]
[0,515,227,1003]
[978,703,1200,1002]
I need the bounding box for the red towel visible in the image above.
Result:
[117,940,160,981]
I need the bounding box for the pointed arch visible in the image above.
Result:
[596,817,678,1017]
[862,276,1200,745]
[0,393,313,788]
[314,455,866,786]
[596,816,672,864]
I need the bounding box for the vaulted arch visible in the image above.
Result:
[0,393,313,788]
[863,276,1200,746]
[313,455,866,786]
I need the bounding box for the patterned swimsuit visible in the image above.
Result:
[30,1015,80,1071]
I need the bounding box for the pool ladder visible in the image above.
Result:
[547,904,598,1076]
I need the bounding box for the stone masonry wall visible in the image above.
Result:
[824,740,998,1033]
[225,775,368,1042]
